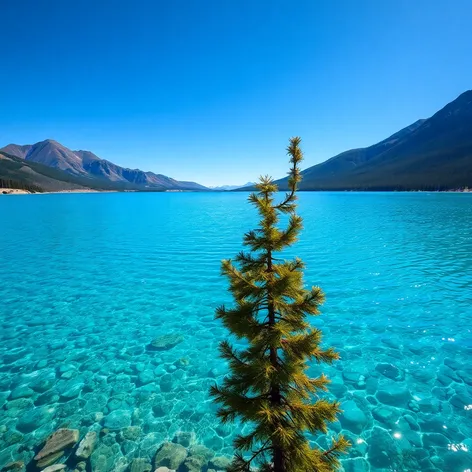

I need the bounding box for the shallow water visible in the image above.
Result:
[1,192,471,471]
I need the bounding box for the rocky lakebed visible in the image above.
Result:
[1,322,472,472]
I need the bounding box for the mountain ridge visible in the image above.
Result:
[272,90,472,191]
[0,150,118,192]
[210,182,255,191]
[3,90,472,193]
[0,139,207,191]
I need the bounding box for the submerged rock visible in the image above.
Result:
[0,462,25,472]
[90,453,109,472]
[375,363,404,381]
[120,425,141,441]
[188,444,215,461]
[149,334,184,351]
[403,430,422,448]
[457,369,472,386]
[35,428,79,461]
[3,348,27,364]
[104,409,131,430]
[403,414,420,430]
[0,391,9,409]
[372,405,400,428]
[113,457,129,472]
[90,442,121,472]
[450,392,472,409]
[367,427,399,468]
[160,374,174,393]
[418,414,449,434]
[443,450,472,471]
[376,384,411,407]
[329,380,348,397]
[130,458,152,472]
[339,400,368,433]
[172,431,196,447]
[29,370,56,393]
[342,370,364,384]
[41,465,67,472]
[36,451,64,469]
[342,457,370,472]
[410,367,436,383]
[138,370,155,385]
[175,357,190,369]
[4,398,33,410]
[9,386,35,400]
[181,455,206,472]
[2,430,23,447]
[154,442,187,470]
[208,456,231,470]
[60,382,84,400]
[35,391,60,406]
[75,431,97,459]
[17,406,54,433]
[423,433,449,447]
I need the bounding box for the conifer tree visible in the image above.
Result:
[210,137,349,472]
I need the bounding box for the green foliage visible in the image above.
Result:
[0,177,43,193]
[210,138,349,471]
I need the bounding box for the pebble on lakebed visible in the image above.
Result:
[148,334,184,351]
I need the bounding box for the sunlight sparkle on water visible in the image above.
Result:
[448,443,469,452]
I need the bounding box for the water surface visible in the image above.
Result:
[0,192,471,471]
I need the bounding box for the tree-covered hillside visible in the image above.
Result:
[0,151,163,192]
[275,90,472,191]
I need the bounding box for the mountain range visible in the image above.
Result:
[2,90,471,193]
[274,90,472,191]
[210,182,255,191]
[0,140,207,192]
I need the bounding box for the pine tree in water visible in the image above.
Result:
[210,137,349,472]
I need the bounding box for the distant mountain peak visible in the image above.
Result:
[211,181,255,191]
[0,143,33,159]
[0,139,208,191]
[275,90,472,191]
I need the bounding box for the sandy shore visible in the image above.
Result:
[43,189,118,194]
[0,188,32,195]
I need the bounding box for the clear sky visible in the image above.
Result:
[1,0,471,186]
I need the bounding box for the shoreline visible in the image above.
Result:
[0,188,118,195]
[1,188,471,195]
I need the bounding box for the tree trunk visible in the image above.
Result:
[273,447,284,471]
[267,247,285,471]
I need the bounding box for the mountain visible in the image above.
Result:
[1,144,33,159]
[5,90,471,193]
[211,182,255,191]
[0,139,208,191]
[73,149,206,190]
[274,90,472,191]
[0,151,122,192]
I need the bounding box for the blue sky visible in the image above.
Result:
[1,0,471,186]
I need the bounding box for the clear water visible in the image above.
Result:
[1,192,471,472]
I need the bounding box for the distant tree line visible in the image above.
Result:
[0,178,43,193]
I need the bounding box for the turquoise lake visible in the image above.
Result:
[1,191,471,472]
